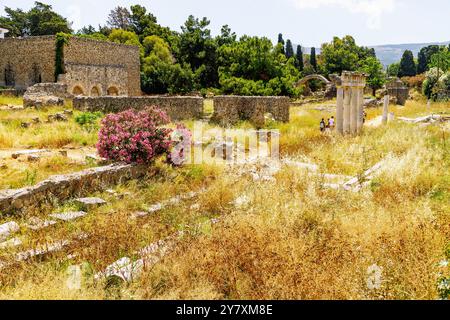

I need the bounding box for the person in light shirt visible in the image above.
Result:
[328,116,335,130]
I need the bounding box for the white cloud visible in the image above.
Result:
[292,0,397,29]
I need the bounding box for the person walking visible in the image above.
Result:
[329,116,335,130]
[320,118,326,132]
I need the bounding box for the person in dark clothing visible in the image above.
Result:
[320,118,326,132]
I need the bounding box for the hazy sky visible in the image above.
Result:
[1,0,449,47]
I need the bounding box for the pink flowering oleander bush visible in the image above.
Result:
[97,107,174,164]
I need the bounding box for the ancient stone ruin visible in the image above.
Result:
[73,96,204,121]
[0,163,150,215]
[0,35,141,107]
[295,74,341,99]
[336,71,367,135]
[23,83,70,107]
[211,96,290,127]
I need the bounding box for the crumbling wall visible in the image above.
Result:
[211,96,290,127]
[73,96,204,121]
[23,83,72,108]
[386,78,409,106]
[0,163,150,215]
[0,36,56,90]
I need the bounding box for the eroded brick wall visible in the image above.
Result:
[73,96,204,120]
[0,36,56,90]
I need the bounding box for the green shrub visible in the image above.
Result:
[75,112,103,131]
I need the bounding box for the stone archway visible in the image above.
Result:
[295,74,331,87]
[72,85,85,96]
[296,74,339,98]
[90,86,101,97]
[107,86,119,96]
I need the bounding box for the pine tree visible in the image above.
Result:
[310,47,317,71]
[398,50,416,77]
[278,33,285,54]
[285,39,294,59]
[296,45,304,72]
[417,50,428,74]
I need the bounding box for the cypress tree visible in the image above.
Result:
[296,45,304,72]
[417,49,427,74]
[285,39,294,59]
[398,50,416,77]
[278,33,285,54]
[310,47,317,71]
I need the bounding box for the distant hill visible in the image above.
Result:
[369,41,450,67]
[295,41,450,67]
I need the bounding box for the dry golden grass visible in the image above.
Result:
[0,155,95,189]
[0,97,98,149]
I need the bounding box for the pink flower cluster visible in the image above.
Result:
[96,107,174,164]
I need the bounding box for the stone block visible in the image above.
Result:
[0,221,20,241]
[12,149,49,159]
[49,211,87,222]
[26,217,57,231]
[27,155,40,162]
[74,198,106,211]
[0,237,22,249]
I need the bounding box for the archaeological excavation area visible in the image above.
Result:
[0,24,448,300]
[0,80,449,300]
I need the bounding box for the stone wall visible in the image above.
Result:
[0,36,56,90]
[0,163,150,216]
[386,78,409,106]
[62,63,128,97]
[0,88,22,96]
[0,36,141,97]
[73,96,204,121]
[23,83,71,108]
[63,37,141,96]
[211,96,290,127]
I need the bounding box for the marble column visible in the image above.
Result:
[350,86,358,134]
[357,86,364,132]
[343,87,351,134]
[382,95,389,125]
[336,86,344,134]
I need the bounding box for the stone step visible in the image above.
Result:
[49,211,88,222]
[74,197,107,211]
[0,221,20,241]
[26,218,57,231]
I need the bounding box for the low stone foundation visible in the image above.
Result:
[211,96,290,127]
[23,83,73,108]
[0,163,151,215]
[73,96,204,121]
[0,88,23,97]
